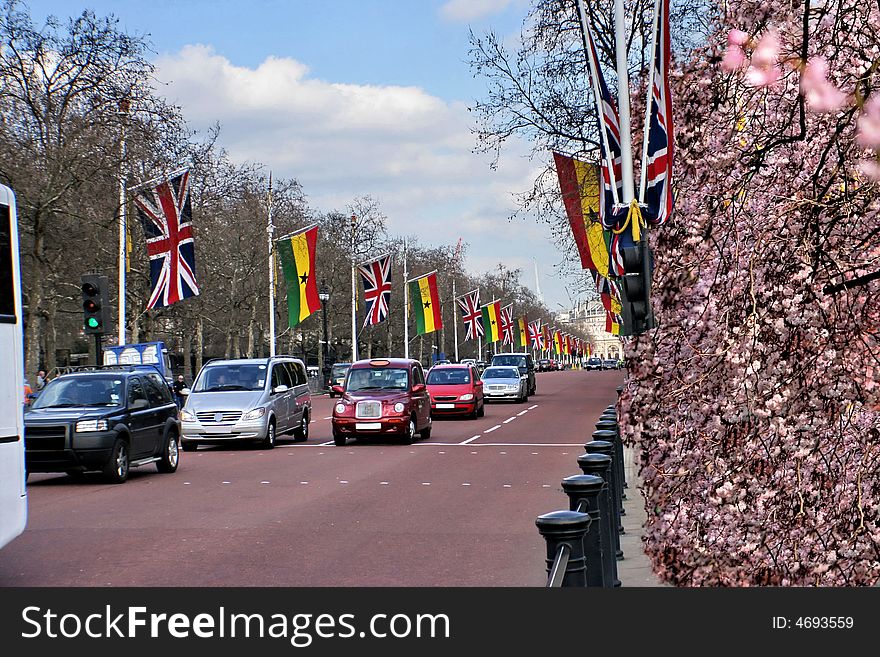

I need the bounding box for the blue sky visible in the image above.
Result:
[28,0,581,311]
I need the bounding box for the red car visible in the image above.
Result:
[331,358,431,445]
[426,363,485,419]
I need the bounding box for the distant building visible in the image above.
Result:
[556,298,623,360]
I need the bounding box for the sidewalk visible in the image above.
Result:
[617,444,668,587]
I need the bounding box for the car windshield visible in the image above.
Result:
[346,367,409,391]
[492,355,527,369]
[331,364,351,377]
[193,364,266,392]
[482,367,520,380]
[427,369,471,385]
[31,376,125,408]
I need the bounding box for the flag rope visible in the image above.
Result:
[611,199,646,242]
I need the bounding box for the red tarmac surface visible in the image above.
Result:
[0,369,624,586]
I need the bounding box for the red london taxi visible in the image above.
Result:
[426,363,484,419]
[331,358,432,446]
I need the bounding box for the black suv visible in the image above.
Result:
[24,367,181,483]
[489,352,537,396]
[537,358,552,372]
[586,357,603,371]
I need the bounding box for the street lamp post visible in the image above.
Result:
[319,280,331,391]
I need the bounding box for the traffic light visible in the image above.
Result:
[618,242,656,336]
[81,274,110,335]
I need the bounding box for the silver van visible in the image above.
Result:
[179,356,312,451]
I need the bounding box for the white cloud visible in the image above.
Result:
[438,0,517,23]
[152,45,579,309]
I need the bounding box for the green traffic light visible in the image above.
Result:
[87,317,100,329]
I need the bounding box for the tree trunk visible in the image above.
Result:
[181,331,192,381]
[45,298,57,372]
[246,304,257,356]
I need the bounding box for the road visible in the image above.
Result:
[0,368,624,586]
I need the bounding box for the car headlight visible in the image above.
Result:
[459,394,474,401]
[508,384,520,391]
[242,407,266,421]
[335,403,346,414]
[75,419,108,432]
[180,409,195,422]
[394,402,405,413]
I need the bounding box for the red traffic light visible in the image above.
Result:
[83,299,98,312]
[82,282,98,295]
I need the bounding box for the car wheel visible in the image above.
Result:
[181,440,199,452]
[156,431,180,473]
[103,438,130,484]
[333,432,347,446]
[420,418,432,440]
[293,413,309,442]
[477,402,485,417]
[262,422,276,449]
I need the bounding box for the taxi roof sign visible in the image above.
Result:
[369,359,390,367]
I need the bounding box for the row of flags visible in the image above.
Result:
[553,0,674,335]
[127,170,595,359]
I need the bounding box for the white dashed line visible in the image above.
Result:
[438,451,446,454]
[500,451,507,455]
[323,416,333,420]
[542,485,551,488]
[319,441,334,446]
[528,404,539,410]
[300,481,309,484]
[260,481,270,484]
[503,484,512,488]
[502,417,516,424]
[461,483,471,486]
[222,481,231,484]
[183,482,191,485]
[421,482,431,486]
[517,410,529,416]
[380,482,389,485]
[339,480,349,484]
[459,435,481,445]
[484,425,502,434]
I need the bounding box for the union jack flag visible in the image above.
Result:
[499,304,514,345]
[134,169,200,309]
[643,0,674,226]
[357,254,392,326]
[580,12,634,275]
[528,320,542,349]
[456,289,484,341]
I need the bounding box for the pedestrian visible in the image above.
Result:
[172,374,187,408]
[35,369,47,391]
[23,379,33,405]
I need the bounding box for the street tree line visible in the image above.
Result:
[0,1,581,381]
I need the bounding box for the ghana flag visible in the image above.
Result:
[481,300,501,342]
[277,224,321,327]
[409,271,442,335]
[515,315,528,349]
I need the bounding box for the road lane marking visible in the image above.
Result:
[503,484,511,488]
[323,416,333,420]
[459,435,481,445]
[502,417,516,424]
[300,481,308,484]
[461,483,471,486]
[281,442,585,448]
[517,410,529,416]
[380,482,389,485]
[260,481,270,484]
[319,441,334,446]
[421,482,431,486]
[528,404,538,410]
[339,480,349,484]
[484,425,502,433]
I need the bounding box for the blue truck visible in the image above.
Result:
[102,341,173,384]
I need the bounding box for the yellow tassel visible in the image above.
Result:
[611,199,645,243]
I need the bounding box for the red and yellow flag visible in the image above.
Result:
[553,152,609,278]
[277,224,320,327]
[481,300,501,342]
[409,271,442,335]
[515,316,528,349]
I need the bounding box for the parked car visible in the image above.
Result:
[481,366,528,403]
[331,358,431,445]
[179,355,312,451]
[490,352,536,396]
[426,363,484,419]
[475,360,488,375]
[327,362,352,397]
[586,357,603,371]
[24,367,180,483]
[602,358,618,370]
[460,358,476,366]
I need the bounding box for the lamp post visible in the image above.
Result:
[319,280,331,391]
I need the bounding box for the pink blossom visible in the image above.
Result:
[728,29,750,46]
[800,57,847,113]
[856,96,880,149]
[746,64,781,87]
[721,45,747,72]
[751,30,781,68]
[858,158,880,180]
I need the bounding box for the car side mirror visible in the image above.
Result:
[273,384,289,394]
[475,380,483,387]
[130,398,149,410]
[331,385,344,395]
[412,383,426,394]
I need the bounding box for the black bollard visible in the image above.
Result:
[577,453,620,587]
[585,438,625,562]
[535,510,591,587]
[560,474,606,587]
[596,418,627,502]
[616,384,623,397]
[598,411,626,490]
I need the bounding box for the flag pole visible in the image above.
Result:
[267,172,276,357]
[452,278,459,362]
[116,100,128,347]
[613,0,636,203]
[403,237,409,359]
[639,0,662,201]
[350,214,358,362]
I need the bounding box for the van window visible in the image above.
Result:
[492,355,527,370]
[286,361,307,386]
[271,363,292,389]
